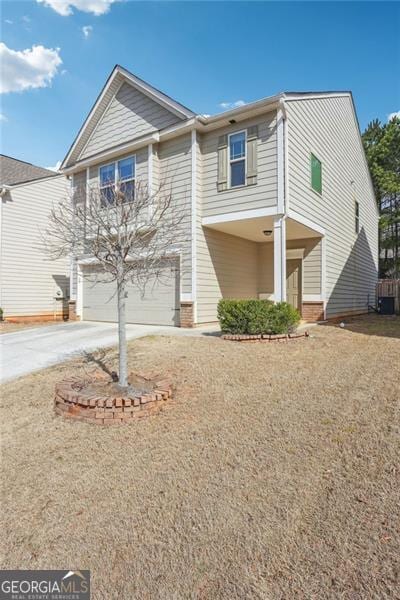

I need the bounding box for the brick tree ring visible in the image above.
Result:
[54,372,173,425]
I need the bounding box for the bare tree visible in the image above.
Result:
[42,179,187,387]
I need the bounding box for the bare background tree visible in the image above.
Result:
[42,179,187,387]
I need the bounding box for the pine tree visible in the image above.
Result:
[362,116,400,278]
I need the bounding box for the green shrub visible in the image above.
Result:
[0,307,3,321]
[267,302,301,334]
[217,299,300,335]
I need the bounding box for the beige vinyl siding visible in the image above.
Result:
[257,242,274,294]
[286,96,379,317]
[0,176,69,318]
[70,171,86,299]
[196,228,258,323]
[158,134,192,296]
[258,238,322,296]
[80,83,181,161]
[201,112,278,219]
[300,238,322,295]
[66,72,123,167]
[72,170,87,204]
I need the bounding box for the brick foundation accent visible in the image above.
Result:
[302,301,325,322]
[68,300,78,321]
[180,301,194,328]
[54,373,173,425]
[4,312,66,323]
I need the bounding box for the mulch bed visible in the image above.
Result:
[222,331,309,342]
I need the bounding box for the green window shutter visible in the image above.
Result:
[311,153,322,194]
[217,135,228,192]
[246,125,258,186]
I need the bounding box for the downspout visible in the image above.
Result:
[279,96,288,215]
[0,186,11,312]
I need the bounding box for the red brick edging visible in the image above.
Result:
[222,332,309,342]
[54,373,173,425]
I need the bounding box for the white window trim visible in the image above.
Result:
[98,155,136,203]
[228,129,247,189]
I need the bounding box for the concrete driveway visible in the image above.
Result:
[0,321,219,383]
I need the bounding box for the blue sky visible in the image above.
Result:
[1,0,399,168]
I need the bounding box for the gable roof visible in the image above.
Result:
[61,65,195,169]
[61,69,355,174]
[0,154,58,186]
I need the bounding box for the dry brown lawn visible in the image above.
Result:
[1,315,399,599]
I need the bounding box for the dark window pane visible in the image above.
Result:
[118,157,135,181]
[100,163,115,186]
[230,132,246,160]
[355,202,360,233]
[230,159,245,187]
[120,180,135,202]
[100,185,115,207]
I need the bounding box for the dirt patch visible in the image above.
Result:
[0,320,62,335]
[1,314,399,599]
[86,373,155,398]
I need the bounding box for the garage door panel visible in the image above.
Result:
[82,261,179,326]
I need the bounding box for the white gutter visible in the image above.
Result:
[197,93,282,125]
[61,97,284,174]
[62,132,160,175]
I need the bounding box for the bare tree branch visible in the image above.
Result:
[42,178,188,385]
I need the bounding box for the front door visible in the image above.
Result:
[286,259,302,310]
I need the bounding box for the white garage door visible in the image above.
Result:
[82,260,179,326]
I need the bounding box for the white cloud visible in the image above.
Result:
[82,25,93,38]
[0,113,8,122]
[0,42,62,94]
[37,0,119,16]
[46,160,62,171]
[388,110,400,121]
[22,15,31,23]
[5,19,13,24]
[219,100,246,110]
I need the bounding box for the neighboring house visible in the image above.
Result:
[61,65,379,327]
[0,155,69,321]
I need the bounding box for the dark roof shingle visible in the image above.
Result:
[0,154,58,186]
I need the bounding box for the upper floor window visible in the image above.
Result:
[99,156,135,206]
[229,131,246,187]
[310,153,322,194]
[355,200,360,234]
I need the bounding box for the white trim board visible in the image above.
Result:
[287,209,326,236]
[63,132,159,175]
[276,108,285,214]
[191,130,197,322]
[303,294,323,302]
[202,206,279,226]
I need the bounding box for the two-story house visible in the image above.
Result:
[61,65,378,327]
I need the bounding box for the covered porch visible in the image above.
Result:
[200,211,325,322]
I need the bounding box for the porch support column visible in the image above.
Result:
[273,216,287,302]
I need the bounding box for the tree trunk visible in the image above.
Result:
[117,280,128,387]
